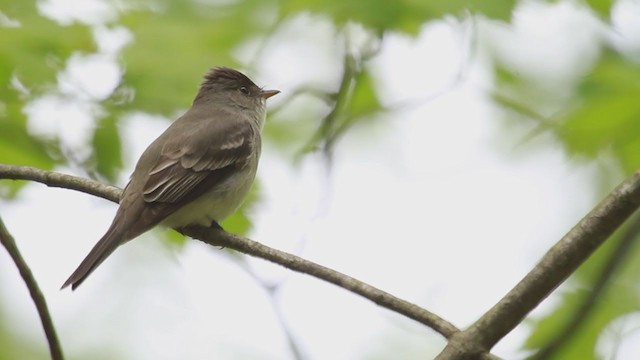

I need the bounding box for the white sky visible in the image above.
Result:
[1,1,640,359]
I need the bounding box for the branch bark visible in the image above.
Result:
[435,171,640,359]
[530,211,640,359]
[0,217,64,360]
[0,164,458,339]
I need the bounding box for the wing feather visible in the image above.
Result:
[142,123,255,204]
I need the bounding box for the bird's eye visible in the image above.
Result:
[239,86,249,95]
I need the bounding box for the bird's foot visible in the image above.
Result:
[209,221,224,231]
[208,221,225,249]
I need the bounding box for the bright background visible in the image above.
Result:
[2,0,640,359]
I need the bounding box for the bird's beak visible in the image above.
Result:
[260,89,280,99]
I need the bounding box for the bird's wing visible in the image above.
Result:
[142,121,256,204]
[61,117,256,291]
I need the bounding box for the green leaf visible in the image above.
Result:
[161,228,188,248]
[466,0,518,20]
[582,0,614,18]
[557,51,640,173]
[115,0,270,115]
[221,180,261,235]
[281,0,517,35]
[346,69,382,119]
[493,50,640,175]
[0,119,55,169]
[0,0,94,197]
[0,0,94,93]
[327,68,384,149]
[0,92,57,197]
[91,116,123,182]
[0,317,46,360]
[264,111,319,156]
[524,228,640,359]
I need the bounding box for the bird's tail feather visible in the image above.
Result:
[61,225,124,290]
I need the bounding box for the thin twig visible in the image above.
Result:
[266,285,307,360]
[0,164,459,338]
[220,253,307,360]
[435,171,640,359]
[0,217,64,360]
[269,85,336,113]
[182,224,458,337]
[386,14,476,113]
[302,49,356,157]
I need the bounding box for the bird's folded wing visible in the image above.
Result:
[142,123,255,204]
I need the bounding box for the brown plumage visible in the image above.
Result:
[62,68,279,290]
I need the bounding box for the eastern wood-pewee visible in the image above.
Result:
[62,67,279,290]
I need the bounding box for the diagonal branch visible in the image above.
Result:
[0,217,64,360]
[530,212,640,359]
[0,164,459,338]
[435,171,640,359]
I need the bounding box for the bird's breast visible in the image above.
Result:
[161,163,257,228]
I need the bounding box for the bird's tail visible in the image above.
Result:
[61,225,125,290]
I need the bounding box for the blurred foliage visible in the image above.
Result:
[489,2,640,358]
[0,333,45,360]
[91,115,122,182]
[494,50,640,175]
[0,1,94,89]
[523,227,640,359]
[0,0,636,358]
[559,51,640,174]
[302,56,384,156]
[221,180,261,235]
[0,0,527,202]
[0,296,48,360]
[583,0,616,17]
[0,0,94,194]
[0,0,616,185]
[114,0,265,115]
[281,0,518,34]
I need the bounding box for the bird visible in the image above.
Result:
[62,67,279,290]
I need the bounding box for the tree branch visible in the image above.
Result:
[0,217,64,360]
[435,171,640,359]
[530,212,640,360]
[219,253,308,360]
[181,224,459,336]
[0,164,121,202]
[0,164,459,339]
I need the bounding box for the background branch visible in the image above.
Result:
[219,253,307,360]
[436,171,640,359]
[0,164,459,339]
[0,217,64,360]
